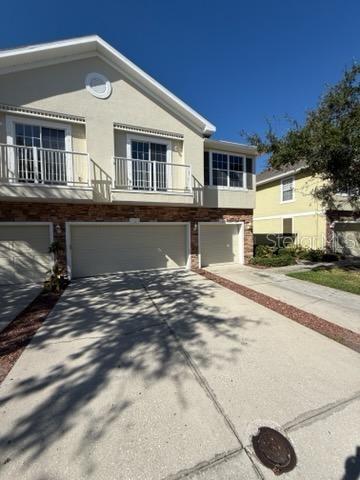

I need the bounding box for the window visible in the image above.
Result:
[13,122,67,183]
[206,152,252,189]
[129,138,169,191]
[212,153,228,186]
[283,218,293,234]
[281,176,295,202]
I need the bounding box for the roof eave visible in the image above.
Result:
[257,166,307,186]
[0,35,216,136]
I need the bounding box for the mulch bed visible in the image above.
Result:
[196,268,360,354]
[0,289,63,384]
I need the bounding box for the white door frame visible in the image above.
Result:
[65,221,191,279]
[198,221,244,268]
[6,115,73,183]
[126,134,172,191]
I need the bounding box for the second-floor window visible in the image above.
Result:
[281,176,295,202]
[13,122,67,184]
[129,139,169,191]
[204,152,254,189]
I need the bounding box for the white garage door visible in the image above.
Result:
[200,223,242,267]
[0,224,52,285]
[69,223,189,278]
[334,222,360,256]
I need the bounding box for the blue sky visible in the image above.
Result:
[1,0,358,171]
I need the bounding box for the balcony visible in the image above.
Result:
[0,146,195,205]
[112,157,193,204]
[0,143,92,202]
[0,144,90,186]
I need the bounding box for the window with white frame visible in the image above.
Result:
[281,176,295,202]
[209,152,246,188]
[6,116,71,184]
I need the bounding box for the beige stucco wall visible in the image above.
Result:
[202,187,255,209]
[0,55,256,209]
[0,56,204,184]
[202,146,256,209]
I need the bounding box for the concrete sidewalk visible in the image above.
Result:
[0,270,359,479]
[207,264,360,334]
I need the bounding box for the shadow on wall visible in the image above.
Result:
[192,175,204,206]
[0,270,263,476]
[342,446,360,480]
[90,159,112,202]
[0,233,52,285]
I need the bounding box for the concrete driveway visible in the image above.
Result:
[0,270,359,479]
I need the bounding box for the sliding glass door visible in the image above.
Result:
[15,123,67,184]
[130,140,168,191]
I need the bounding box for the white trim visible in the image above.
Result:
[257,167,305,186]
[208,150,248,191]
[65,223,72,279]
[280,175,295,203]
[85,72,112,99]
[6,114,73,182]
[0,36,216,135]
[0,103,85,124]
[254,211,325,221]
[65,221,191,280]
[114,123,183,140]
[6,114,72,149]
[126,133,172,190]
[198,221,245,267]
[111,188,193,196]
[204,139,257,156]
[0,182,92,191]
[126,133,171,160]
[187,223,192,270]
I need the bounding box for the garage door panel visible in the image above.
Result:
[200,224,240,267]
[334,223,360,256]
[70,224,188,278]
[0,225,52,284]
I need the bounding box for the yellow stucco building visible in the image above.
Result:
[254,162,360,255]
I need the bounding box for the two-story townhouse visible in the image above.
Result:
[0,36,256,284]
[254,162,360,256]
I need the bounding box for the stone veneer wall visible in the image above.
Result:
[0,202,253,271]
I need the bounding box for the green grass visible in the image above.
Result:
[287,267,360,295]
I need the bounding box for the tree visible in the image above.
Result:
[245,64,360,210]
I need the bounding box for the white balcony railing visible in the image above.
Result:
[0,144,90,187]
[114,157,192,194]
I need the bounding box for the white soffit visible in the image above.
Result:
[0,36,216,136]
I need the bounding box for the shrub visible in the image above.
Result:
[255,245,275,258]
[44,263,68,293]
[321,252,340,262]
[250,254,296,267]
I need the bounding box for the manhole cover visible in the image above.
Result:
[252,427,297,475]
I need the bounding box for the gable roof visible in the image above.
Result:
[0,35,216,136]
[257,160,307,185]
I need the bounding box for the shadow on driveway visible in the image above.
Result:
[0,270,262,477]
